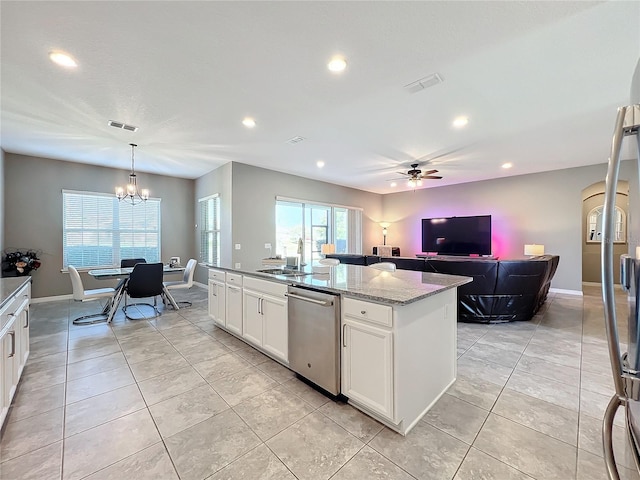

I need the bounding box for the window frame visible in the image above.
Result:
[199,194,221,266]
[62,189,161,270]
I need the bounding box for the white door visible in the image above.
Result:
[262,295,288,363]
[242,289,263,347]
[342,318,394,420]
[226,285,243,336]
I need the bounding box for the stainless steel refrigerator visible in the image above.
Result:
[601,59,640,479]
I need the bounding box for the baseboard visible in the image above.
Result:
[30,294,73,304]
[549,288,583,296]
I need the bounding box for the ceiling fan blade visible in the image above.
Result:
[423,175,443,180]
[421,169,438,176]
[395,171,410,176]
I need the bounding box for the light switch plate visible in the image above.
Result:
[235,244,241,250]
[235,263,241,269]
[264,243,272,249]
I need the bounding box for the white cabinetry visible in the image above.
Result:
[341,289,457,435]
[1,281,31,428]
[225,273,243,336]
[242,277,288,363]
[342,297,394,419]
[208,269,226,327]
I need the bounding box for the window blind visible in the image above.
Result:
[199,195,220,266]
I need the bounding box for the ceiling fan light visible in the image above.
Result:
[417,179,423,187]
[408,179,416,188]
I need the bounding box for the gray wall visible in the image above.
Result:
[4,153,196,298]
[382,160,638,292]
[193,161,383,284]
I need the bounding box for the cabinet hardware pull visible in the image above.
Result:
[361,310,366,315]
[24,310,29,328]
[343,324,347,347]
[8,331,16,357]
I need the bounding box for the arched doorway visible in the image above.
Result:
[582,181,629,285]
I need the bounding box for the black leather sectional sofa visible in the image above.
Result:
[326,253,559,323]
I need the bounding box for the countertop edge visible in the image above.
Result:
[0,277,32,310]
[203,264,471,306]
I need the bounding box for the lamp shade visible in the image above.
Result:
[524,244,545,256]
[321,244,336,254]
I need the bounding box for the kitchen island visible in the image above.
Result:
[206,263,471,435]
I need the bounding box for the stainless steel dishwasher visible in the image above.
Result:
[287,285,341,395]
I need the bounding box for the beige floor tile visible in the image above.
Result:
[369,419,469,480]
[8,383,65,423]
[17,365,66,394]
[66,341,121,364]
[65,366,135,404]
[137,365,206,406]
[267,411,364,480]
[165,409,260,480]
[62,409,160,480]
[256,358,296,384]
[207,444,296,480]
[281,377,331,409]
[83,442,178,480]
[331,445,414,480]
[234,384,315,441]
[66,351,128,381]
[149,384,229,437]
[128,352,190,382]
[422,393,489,444]
[209,367,277,406]
[453,447,534,479]
[319,400,385,442]
[505,369,580,412]
[474,413,577,479]
[65,384,146,437]
[0,440,62,480]
[0,407,63,462]
[194,352,251,382]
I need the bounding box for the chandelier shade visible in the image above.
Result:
[115,143,149,204]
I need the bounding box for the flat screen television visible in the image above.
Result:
[421,215,492,256]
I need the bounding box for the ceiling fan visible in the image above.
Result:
[394,163,443,188]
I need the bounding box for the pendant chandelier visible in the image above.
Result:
[115,143,149,204]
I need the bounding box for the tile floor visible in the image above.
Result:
[0,284,639,479]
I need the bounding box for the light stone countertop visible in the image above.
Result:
[0,277,31,310]
[205,263,471,305]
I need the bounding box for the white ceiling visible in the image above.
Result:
[1,1,639,194]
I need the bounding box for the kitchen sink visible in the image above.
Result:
[256,268,312,277]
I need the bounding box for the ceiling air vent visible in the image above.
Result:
[403,73,443,94]
[286,136,306,145]
[108,120,139,132]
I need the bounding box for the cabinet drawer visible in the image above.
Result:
[243,276,287,298]
[209,269,225,281]
[343,297,392,327]
[226,273,243,286]
[1,283,31,329]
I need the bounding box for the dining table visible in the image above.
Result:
[88,265,185,323]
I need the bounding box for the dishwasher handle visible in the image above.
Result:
[286,292,334,307]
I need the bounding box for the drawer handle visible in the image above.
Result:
[8,331,16,357]
[360,310,366,315]
[343,324,347,347]
[25,310,29,328]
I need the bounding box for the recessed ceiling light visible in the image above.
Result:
[327,56,347,73]
[317,160,325,168]
[242,117,256,128]
[452,116,469,128]
[49,51,77,68]
[390,182,397,187]
[502,162,513,169]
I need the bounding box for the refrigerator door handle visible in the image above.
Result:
[621,254,634,292]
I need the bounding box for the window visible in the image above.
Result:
[586,205,626,243]
[63,190,161,269]
[199,194,220,265]
[276,197,362,264]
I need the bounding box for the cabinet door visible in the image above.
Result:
[342,317,394,420]
[14,296,30,375]
[225,285,243,336]
[209,280,226,326]
[242,289,263,347]
[0,329,6,426]
[262,295,288,363]
[2,319,18,414]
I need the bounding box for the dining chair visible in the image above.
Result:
[123,262,164,320]
[163,258,197,307]
[368,262,397,272]
[118,258,147,296]
[68,265,117,325]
